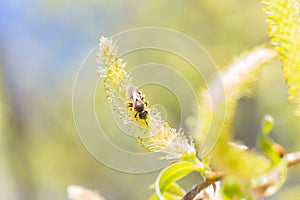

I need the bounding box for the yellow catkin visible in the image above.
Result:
[97,36,194,160]
[263,0,300,115]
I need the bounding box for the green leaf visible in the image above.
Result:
[149,182,186,200]
[154,161,203,200]
[257,115,280,164]
[261,115,274,136]
[165,182,186,197]
[149,194,159,200]
[149,193,181,200]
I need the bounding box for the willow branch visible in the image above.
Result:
[182,151,300,200]
[285,152,300,167]
[181,172,223,200]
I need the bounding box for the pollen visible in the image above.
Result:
[97,36,195,160]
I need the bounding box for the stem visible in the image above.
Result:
[181,172,224,200]
[181,151,300,200]
[285,152,300,167]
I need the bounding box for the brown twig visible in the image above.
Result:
[285,152,300,167]
[181,172,224,200]
[181,151,300,200]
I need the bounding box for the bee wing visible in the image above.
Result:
[128,86,141,101]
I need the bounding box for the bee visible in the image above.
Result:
[128,87,149,126]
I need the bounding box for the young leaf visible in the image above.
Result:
[149,182,186,200]
[154,161,203,200]
[257,115,281,164]
[164,182,186,197]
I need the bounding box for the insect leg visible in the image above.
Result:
[128,102,133,107]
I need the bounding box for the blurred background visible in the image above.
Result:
[1,0,300,199]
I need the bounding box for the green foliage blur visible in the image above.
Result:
[0,0,299,200]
